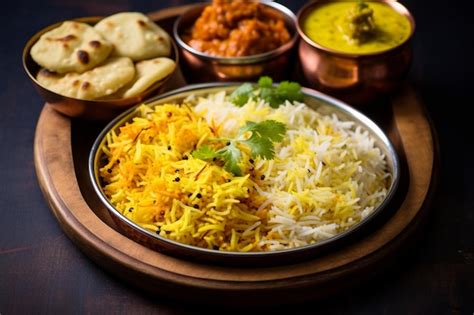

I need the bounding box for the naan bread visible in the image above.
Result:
[94,12,171,61]
[31,21,113,74]
[36,57,135,100]
[112,57,176,98]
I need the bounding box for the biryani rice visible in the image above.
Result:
[99,91,390,251]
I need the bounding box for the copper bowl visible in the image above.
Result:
[296,0,416,105]
[173,2,298,83]
[23,16,179,120]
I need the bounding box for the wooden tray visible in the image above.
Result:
[33,6,437,305]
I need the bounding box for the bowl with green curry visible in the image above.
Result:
[297,0,415,104]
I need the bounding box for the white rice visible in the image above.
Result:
[193,91,390,250]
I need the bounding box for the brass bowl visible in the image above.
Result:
[23,16,179,120]
[173,2,298,83]
[296,0,416,105]
[89,83,400,266]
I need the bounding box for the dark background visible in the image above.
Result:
[1,0,472,313]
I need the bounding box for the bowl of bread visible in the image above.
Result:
[23,12,178,120]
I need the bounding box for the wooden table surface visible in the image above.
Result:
[1,0,472,313]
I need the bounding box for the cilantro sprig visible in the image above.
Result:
[192,120,287,176]
[230,76,304,108]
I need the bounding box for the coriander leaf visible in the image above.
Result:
[230,83,253,107]
[244,136,274,159]
[193,143,242,176]
[240,120,287,159]
[240,120,287,142]
[276,81,304,103]
[231,77,304,108]
[217,142,242,176]
[192,145,218,160]
[259,86,279,108]
[258,80,304,108]
[258,76,273,88]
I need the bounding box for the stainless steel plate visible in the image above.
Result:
[89,83,400,266]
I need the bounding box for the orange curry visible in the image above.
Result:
[185,0,291,57]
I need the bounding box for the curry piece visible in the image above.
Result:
[185,0,291,57]
[339,1,376,45]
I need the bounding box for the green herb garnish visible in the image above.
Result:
[230,76,304,108]
[193,120,287,176]
[230,83,253,107]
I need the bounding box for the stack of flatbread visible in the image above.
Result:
[31,12,176,100]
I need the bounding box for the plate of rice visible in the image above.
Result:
[89,80,400,265]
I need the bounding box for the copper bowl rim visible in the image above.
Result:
[296,0,416,58]
[173,2,298,65]
[22,15,179,105]
[88,83,401,264]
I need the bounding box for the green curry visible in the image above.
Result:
[303,1,412,54]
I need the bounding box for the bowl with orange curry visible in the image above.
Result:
[173,0,298,82]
